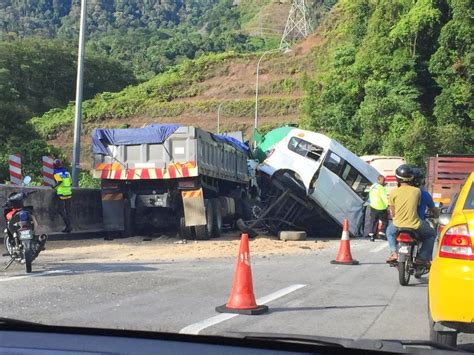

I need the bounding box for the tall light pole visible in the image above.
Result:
[254,48,292,132]
[72,0,87,187]
[254,49,278,132]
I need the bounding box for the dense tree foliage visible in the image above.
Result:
[0,39,135,182]
[302,0,473,165]
[0,1,278,183]
[0,0,276,80]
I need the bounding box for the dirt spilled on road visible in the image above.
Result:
[42,233,337,263]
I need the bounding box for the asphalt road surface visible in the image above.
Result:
[1,238,472,351]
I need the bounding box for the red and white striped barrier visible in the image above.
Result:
[42,156,55,187]
[8,154,22,185]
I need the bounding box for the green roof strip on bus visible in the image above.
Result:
[253,126,295,163]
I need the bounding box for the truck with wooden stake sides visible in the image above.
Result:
[426,154,474,206]
[92,125,252,239]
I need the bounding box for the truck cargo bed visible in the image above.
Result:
[92,125,249,183]
[427,154,474,204]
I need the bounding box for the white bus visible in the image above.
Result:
[258,129,380,236]
[360,155,406,194]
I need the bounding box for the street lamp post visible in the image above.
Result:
[254,48,292,133]
[72,0,87,187]
[254,49,279,132]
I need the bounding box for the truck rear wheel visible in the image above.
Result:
[121,199,135,238]
[179,216,193,239]
[194,200,212,240]
[211,199,222,238]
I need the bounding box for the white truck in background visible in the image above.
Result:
[360,156,406,194]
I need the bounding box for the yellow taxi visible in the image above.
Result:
[429,171,474,346]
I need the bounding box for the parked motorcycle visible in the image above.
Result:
[389,229,429,286]
[2,177,47,273]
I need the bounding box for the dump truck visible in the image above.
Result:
[426,154,474,206]
[92,125,252,239]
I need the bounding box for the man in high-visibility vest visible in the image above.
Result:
[53,159,72,233]
[367,175,388,241]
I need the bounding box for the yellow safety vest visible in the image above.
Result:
[369,183,388,210]
[54,170,72,199]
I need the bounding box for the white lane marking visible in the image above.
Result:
[179,284,306,335]
[0,269,73,282]
[256,284,306,305]
[370,243,388,253]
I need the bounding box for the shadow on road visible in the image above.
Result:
[269,304,387,313]
[28,262,168,277]
[409,278,428,287]
[458,343,474,352]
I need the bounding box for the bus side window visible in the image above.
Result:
[288,137,323,162]
[340,161,372,199]
[354,175,371,199]
[324,152,344,175]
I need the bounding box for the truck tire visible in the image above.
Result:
[194,200,212,240]
[121,199,135,238]
[219,196,235,217]
[179,216,193,239]
[279,231,307,241]
[211,199,222,238]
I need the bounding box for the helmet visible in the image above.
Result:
[5,192,25,209]
[395,164,414,184]
[53,159,64,169]
[412,167,425,187]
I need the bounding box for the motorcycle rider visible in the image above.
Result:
[412,168,439,222]
[385,165,436,264]
[367,175,389,241]
[53,159,72,233]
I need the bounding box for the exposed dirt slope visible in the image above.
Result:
[48,13,331,169]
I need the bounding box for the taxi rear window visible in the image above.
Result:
[464,183,474,210]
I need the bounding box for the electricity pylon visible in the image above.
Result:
[279,0,312,50]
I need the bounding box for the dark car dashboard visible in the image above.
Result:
[0,321,465,355]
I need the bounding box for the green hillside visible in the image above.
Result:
[0,0,279,80]
[0,0,289,182]
[3,0,473,184]
[302,0,472,164]
[33,0,472,170]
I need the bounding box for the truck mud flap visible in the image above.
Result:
[182,188,206,227]
[101,192,125,231]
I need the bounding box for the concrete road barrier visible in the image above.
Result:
[0,185,103,235]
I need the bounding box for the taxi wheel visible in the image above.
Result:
[429,323,457,347]
[429,310,457,347]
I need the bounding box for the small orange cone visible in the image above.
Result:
[216,233,268,315]
[330,219,359,265]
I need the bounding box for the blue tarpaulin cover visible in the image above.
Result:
[211,134,250,154]
[92,124,180,155]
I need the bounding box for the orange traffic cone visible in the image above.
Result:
[216,233,268,315]
[330,219,359,265]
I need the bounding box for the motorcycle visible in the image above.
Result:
[389,229,429,286]
[2,177,47,273]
